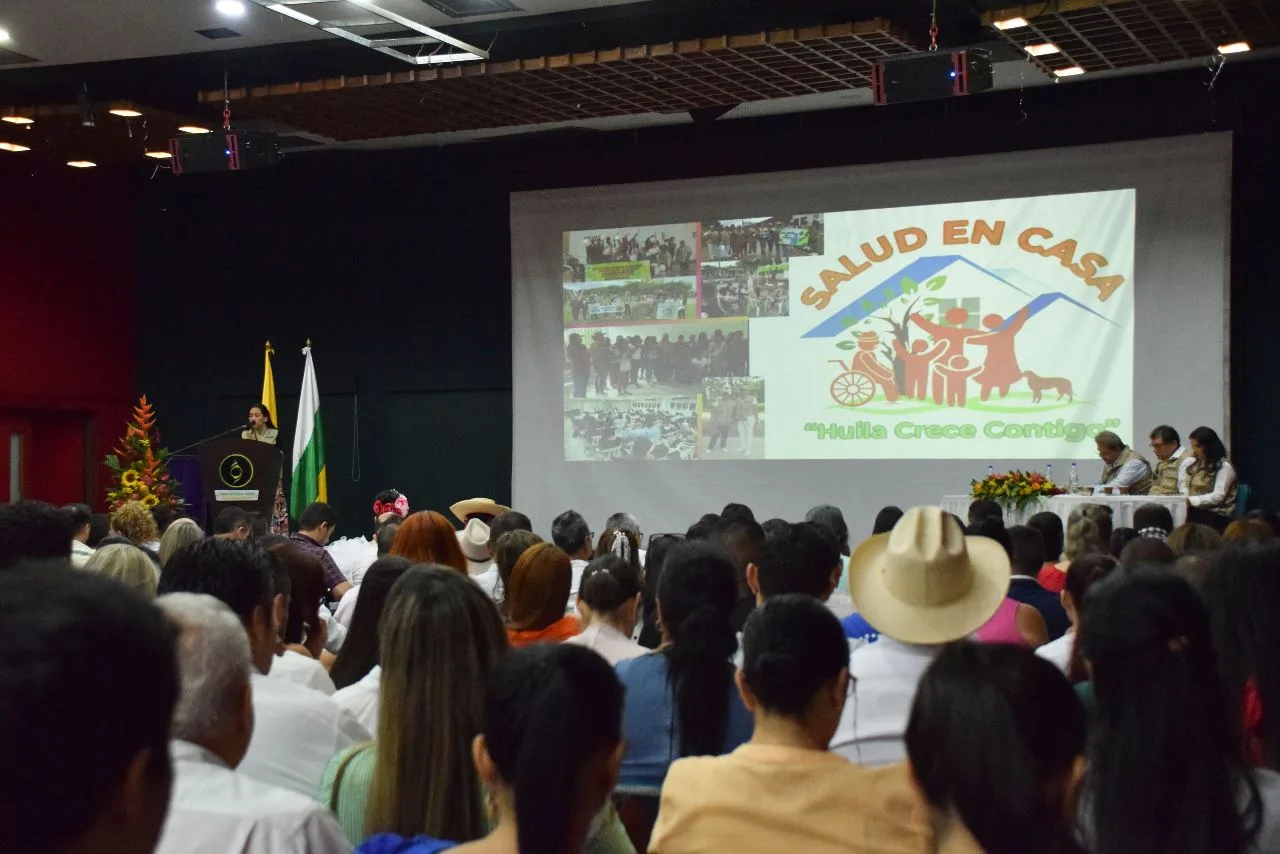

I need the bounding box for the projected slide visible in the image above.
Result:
[561,191,1134,461]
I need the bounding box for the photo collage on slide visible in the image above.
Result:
[561,215,824,462]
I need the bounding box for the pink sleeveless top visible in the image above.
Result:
[975,598,1028,646]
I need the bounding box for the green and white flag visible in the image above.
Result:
[290,343,327,510]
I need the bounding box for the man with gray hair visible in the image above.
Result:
[154,593,351,854]
[1094,430,1153,495]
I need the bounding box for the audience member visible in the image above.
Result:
[473,511,535,599]
[358,644,627,854]
[1039,515,1105,593]
[1007,525,1070,640]
[638,532,682,649]
[831,507,1010,766]
[1223,518,1276,543]
[1133,503,1174,540]
[329,556,412,691]
[327,490,409,587]
[685,513,720,540]
[64,502,94,567]
[490,529,543,613]
[1202,540,1280,769]
[971,518,1047,649]
[449,497,511,527]
[112,500,161,551]
[457,517,492,577]
[905,642,1086,854]
[966,499,1003,530]
[652,595,931,854]
[594,527,642,571]
[323,567,508,842]
[760,517,790,537]
[268,542,336,694]
[333,520,406,629]
[247,510,269,541]
[0,500,72,569]
[872,505,905,535]
[290,502,352,599]
[1027,511,1065,564]
[1172,551,1215,590]
[1109,526,1139,557]
[87,511,110,547]
[213,507,252,540]
[1078,569,1280,853]
[604,511,645,559]
[1118,537,1176,568]
[0,564,178,854]
[1035,553,1118,678]
[566,555,646,665]
[389,510,467,574]
[505,543,581,647]
[617,541,751,792]
[709,515,766,632]
[1168,522,1226,555]
[158,517,204,568]
[552,509,595,600]
[805,505,855,619]
[151,505,182,536]
[84,543,159,599]
[154,594,351,854]
[157,539,369,797]
[748,521,840,604]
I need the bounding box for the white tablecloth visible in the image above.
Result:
[940,494,1187,530]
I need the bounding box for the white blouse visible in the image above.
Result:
[564,622,648,667]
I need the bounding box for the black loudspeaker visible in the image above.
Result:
[872,48,994,105]
[168,130,279,174]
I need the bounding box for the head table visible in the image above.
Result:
[939,494,1188,530]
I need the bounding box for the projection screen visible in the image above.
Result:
[511,135,1231,535]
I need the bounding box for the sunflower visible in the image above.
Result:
[121,469,140,487]
[141,494,159,507]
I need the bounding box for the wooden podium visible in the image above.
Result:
[198,438,283,524]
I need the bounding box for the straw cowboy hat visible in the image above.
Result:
[449,497,512,525]
[456,517,492,575]
[848,506,1010,645]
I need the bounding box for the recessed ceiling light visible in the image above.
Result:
[215,0,247,16]
[0,142,30,152]
[67,160,97,168]
[1054,66,1085,77]
[1,116,33,125]
[109,108,143,118]
[178,125,212,134]
[0,28,11,43]
[1218,41,1251,55]
[1025,43,1061,56]
[993,17,1029,30]
[145,151,173,159]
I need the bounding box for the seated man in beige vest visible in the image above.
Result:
[1095,431,1153,495]
[1147,425,1192,496]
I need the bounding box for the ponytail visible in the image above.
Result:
[514,664,575,854]
[657,541,739,757]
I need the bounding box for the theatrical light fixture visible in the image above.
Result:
[178,125,212,134]
[1218,42,1251,54]
[993,17,1028,30]
[1054,66,1085,77]
[1025,43,1061,56]
[67,160,97,168]
[0,28,10,43]
[215,0,247,16]
[109,107,144,118]
[265,3,318,25]
[145,151,173,159]
[1,116,33,125]
[0,142,30,152]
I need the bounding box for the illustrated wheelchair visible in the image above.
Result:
[828,359,878,407]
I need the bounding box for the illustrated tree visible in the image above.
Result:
[837,274,949,393]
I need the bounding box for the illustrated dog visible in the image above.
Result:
[1024,371,1075,403]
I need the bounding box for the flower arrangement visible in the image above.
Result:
[104,395,183,512]
[970,470,1063,512]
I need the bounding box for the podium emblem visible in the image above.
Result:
[218,454,255,488]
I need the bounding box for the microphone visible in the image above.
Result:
[168,424,250,457]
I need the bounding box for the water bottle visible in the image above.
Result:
[987,464,995,480]
[1068,462,1080,493]
[1046,463,1054,483]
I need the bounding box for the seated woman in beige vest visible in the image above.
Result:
[1180,425,1237,534]
[1095,431,1153,495]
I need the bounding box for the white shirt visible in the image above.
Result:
[472,563,501,601]
[564,623,648,666]
[333,586,361,629]
[239,672,371,798]
[154,740,352,854]
[1100,455,1152,489]
[1183,459,1238,509]
[1036,630,1074,675]
[325,536,377,585]
[269,649,336,695]
[331,665,381,735]
[71,540,95,568]
[566,558,591,616]
[828,637,940,767]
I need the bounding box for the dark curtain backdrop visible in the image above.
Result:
[135,57,1280,530]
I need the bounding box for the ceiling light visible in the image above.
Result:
[1,116,33,125]
[266,3,319,25]
[178,125,212,134]
[1025,43,1061,56]
[1054,66,1085,77]
[67,160,97,168]
[1218,41,1251,55]
[216,0,247,16]
[109,107,143,118]
[993,17,1029,30]
[0,28,10,43]
[145,151,173,159]
[0,142,30,152]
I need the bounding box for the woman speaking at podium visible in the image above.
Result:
[243,403,289,535]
